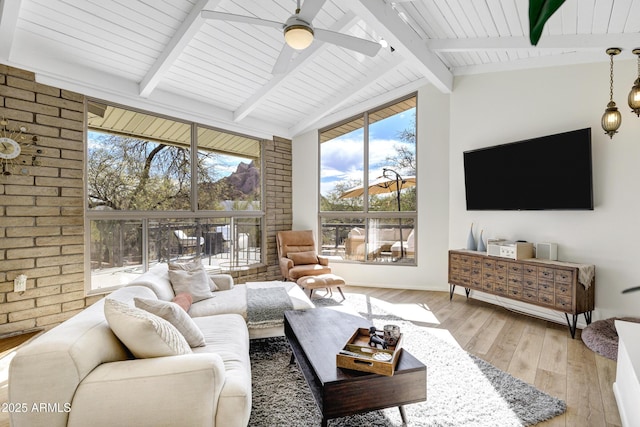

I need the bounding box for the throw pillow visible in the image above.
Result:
[287,250,319,265]
[169,258,219,292]
[134,297,205,347]
[168,267,215,302]
[104,298,192,358]
[172,292,193,312]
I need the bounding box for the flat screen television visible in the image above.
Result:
[463,128,593,210]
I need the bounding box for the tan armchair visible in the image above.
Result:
[276,230,331,281]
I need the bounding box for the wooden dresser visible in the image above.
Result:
[448,249,595,338]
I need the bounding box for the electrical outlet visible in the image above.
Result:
[14,274,27,293]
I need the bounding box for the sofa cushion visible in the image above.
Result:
[287,250,319,265]
[169,258,219,291]
[168,266,215,303]
[172,292,193,311]
[127,264,176,301]
[134,297,205,347]
[104,298,192,358]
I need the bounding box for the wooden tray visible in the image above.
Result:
[336,327,403,376]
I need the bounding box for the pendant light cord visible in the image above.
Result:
[609,53,615,102]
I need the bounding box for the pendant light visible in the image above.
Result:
[628,48,640,117]
[601,48,622,139]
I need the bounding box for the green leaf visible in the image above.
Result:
[529,0,566,45]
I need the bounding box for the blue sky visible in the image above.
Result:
[320,108,416,197]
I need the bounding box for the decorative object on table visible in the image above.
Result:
[336,327,403,376]
[466,223,477,251]
[383,324,401,347]
[601,47,622,139]
[476,230,487,253]
[368,325,388,349]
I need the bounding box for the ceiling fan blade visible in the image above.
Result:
[622,286,640,294]
[272,45,295,75]
[314,29,381,56]
[298,0,328,23]
[201,10,283,30]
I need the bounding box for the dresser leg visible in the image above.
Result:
[449,284,456,300]
[565,313,578,339]
[584,311,592,325]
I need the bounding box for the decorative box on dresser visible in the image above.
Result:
[448,250,595,338]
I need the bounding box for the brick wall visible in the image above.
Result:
[0,65,294,335]
[0,65,101,336]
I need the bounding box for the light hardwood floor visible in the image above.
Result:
[0,288,621,427]
[339,286,621,427]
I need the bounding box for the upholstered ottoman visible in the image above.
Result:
[297,274,346,300]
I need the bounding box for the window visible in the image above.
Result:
[87,102,263,292]
[319,94,416,264]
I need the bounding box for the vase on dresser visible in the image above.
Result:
[466,223,476,251]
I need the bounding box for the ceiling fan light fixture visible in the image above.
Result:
[284,24,314,50]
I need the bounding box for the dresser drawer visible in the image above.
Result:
[523,276,537,289]
[471,257,483,268]
[522,288,538,302]
[555,295,572,311]
[483,270,495,281]
[508,275,523,286]
[555,270,574,284]
[495,261,508,273]
[450,253,462,263]
[523,265,537,276]
[508,285,523,299]
[538,267,555,281]
[538,292,554,306]
[459,255,472,266]
[481,281,494,292]
[538,279,554,293]
[555,283,572,297]
[482,259,495,270]
[494,282,508,295]
[470,278,482,289]
[507,263,523,274]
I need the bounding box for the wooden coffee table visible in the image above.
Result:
[284,308,426,427]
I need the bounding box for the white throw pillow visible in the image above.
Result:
[104,298,192,358]
[169,258,219,292]
[168,267,215,302]
[134,297,206,347]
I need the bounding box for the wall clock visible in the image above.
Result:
[0,119,40,175]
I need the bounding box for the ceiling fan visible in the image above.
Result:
[201,0,382,74]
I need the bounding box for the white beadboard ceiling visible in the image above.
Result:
[0,0,638,140]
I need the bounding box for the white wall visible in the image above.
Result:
[292,58,640,321]
[449,59,640,320]
[291,84,451,290]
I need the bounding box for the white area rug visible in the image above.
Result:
[248,293,566,426]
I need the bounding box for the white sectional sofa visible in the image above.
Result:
[128,263,314,338]
[9,263,314,427]
[9,285,252,427]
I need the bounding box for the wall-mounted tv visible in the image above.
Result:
[463,128,593,210]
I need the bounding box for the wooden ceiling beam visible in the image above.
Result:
[139,0,222,97]
[428,33,640,52]
[350,0,453,94]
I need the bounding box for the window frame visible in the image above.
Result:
[84,99,266,294]
[318,93,417,266]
